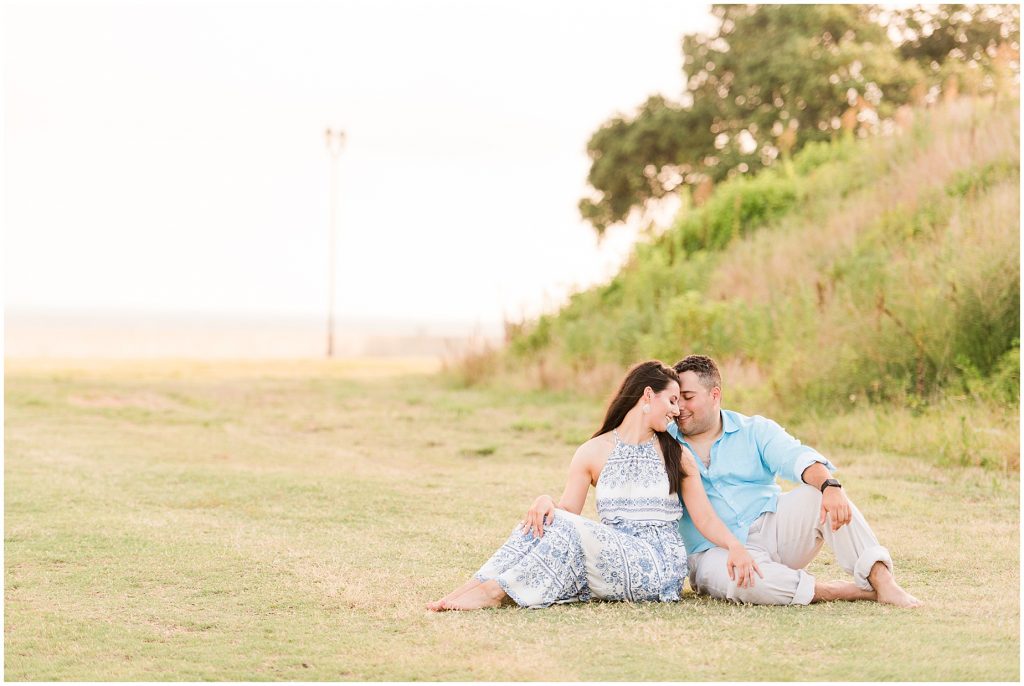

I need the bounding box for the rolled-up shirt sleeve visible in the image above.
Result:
[754,416,836,483]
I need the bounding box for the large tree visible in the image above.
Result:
[580,4,1019,236]
[889,4,1020,94]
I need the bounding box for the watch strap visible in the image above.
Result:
[820,478,842,493]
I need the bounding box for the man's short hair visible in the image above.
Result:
[673,355,722,391]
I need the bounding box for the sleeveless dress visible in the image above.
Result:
[473,431,688,608]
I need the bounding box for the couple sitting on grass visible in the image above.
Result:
[428,355,922,611]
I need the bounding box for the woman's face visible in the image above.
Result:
[645,380,680,432]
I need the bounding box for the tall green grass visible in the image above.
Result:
[459,97,1019,469]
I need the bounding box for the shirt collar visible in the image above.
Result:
[720,409,740,434]
[666,420,682,441]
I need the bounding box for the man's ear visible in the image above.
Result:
[710,386,722,404]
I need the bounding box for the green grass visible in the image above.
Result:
[5,359,1019,680]
[493,97,1019,448]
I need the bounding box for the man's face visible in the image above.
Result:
[676,370,720,436]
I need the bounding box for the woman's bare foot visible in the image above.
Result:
[440,579,507,610]
[869,562,924,608]
[813,580,877,602]
[426,578,483,611]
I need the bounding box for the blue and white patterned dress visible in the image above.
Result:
[473,431,688,608]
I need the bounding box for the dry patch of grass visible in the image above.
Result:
[5,358,1019,680]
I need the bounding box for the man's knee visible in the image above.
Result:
[776,484,826,531]
[786,483,823,509]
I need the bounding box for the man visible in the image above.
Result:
[667,355,922,607]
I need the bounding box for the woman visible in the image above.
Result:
[427,360,762,611]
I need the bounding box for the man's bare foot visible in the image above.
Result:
[426,578,483,611]
[813,580,877,602]
[869,562,923,608]
[875,582,923,608]
[440,579,507,610]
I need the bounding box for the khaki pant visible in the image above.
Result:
[688,485,893,605]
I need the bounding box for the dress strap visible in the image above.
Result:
[611,429,656,448]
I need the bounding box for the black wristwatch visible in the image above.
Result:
[820,478,842,493]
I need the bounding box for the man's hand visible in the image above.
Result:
[820,486,852,531]
[726,543,764,588]
[521,495,556,538]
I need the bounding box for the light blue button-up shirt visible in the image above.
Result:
[667,409,836,554]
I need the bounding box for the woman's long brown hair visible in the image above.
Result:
[592,360,688,494]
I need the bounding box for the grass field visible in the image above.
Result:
[4,358,1019,680]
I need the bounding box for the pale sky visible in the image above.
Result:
[4,0,716,328]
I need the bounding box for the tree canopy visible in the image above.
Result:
[580,4,1020,236]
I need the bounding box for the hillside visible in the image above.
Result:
[464,96,1020,469]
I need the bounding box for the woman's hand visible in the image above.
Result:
[727,543,763,589]
[521,495,556,538]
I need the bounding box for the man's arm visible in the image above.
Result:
[800,461,852,532]
[754,417,851,531]
[754,416,836,484]
[800,461,832,490]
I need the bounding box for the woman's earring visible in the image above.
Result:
[642,403,650,414]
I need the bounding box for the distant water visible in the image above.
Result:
[4,310,502,359]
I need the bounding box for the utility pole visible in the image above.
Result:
[324,127,346,358]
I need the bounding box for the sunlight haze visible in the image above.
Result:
[5,0,715,346]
